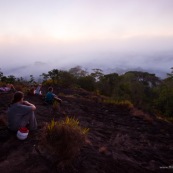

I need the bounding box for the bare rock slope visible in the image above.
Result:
[0,89,173,173]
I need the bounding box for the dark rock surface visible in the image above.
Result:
[0,89,173,173]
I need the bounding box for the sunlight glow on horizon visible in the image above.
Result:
[1,0,173,43]
[0,0,173,78]
[1,26,173,45]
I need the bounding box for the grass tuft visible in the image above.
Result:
[103,98,133,109]
[39,117,89,168]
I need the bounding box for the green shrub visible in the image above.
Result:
[42,79,54,86]
[40,117,89,167]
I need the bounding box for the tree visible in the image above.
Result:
[40,73,49,82]
[124,71,160,87]
[154,68,173,117]
[29,75,35,84]
[57,70,76,88]
[90,68,103,81]
[48,69,60,83]
[98,73,119,96]
[7,75,16,83]
[77,75,96,91]
[167,67,173,79]
[154,81,173,117]
[114,71,159,111]
[69,66,88,78]
[1,76,7,83]
[41,69,60,85]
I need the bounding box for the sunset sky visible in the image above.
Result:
[0,0,173,78]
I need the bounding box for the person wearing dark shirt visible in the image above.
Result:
[45,87,62,104]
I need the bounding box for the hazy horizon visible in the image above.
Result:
[0,0,173,78]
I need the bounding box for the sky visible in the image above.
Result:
[0,0,173,78]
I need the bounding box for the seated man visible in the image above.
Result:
[35,84,42,95]
[45,87,62,105]
[7,91,37,131]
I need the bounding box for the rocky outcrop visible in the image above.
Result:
[0,89,173,173]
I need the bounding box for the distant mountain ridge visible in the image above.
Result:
[2,62,168,80]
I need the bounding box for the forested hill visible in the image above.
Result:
[0,87,173,173]
[1,67,173,118]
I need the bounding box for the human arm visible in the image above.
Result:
[22,101,36,111]
[54,96,62,104]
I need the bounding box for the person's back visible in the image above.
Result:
[45,88,55,104]
[7,91,37,131]
[45,87,62,104]
[8,102,32,131]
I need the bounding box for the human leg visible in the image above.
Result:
[20,111,37,131]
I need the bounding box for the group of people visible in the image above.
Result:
[7,85,62,132]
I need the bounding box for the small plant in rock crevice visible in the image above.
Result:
[39,117,89,168]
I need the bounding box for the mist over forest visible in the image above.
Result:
[1,60,171,80]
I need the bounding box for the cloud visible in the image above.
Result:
[0,34,173,79]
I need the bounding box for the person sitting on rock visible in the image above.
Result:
[7,91,37,131]
[45,87,62,105]
[35,84,42,95]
